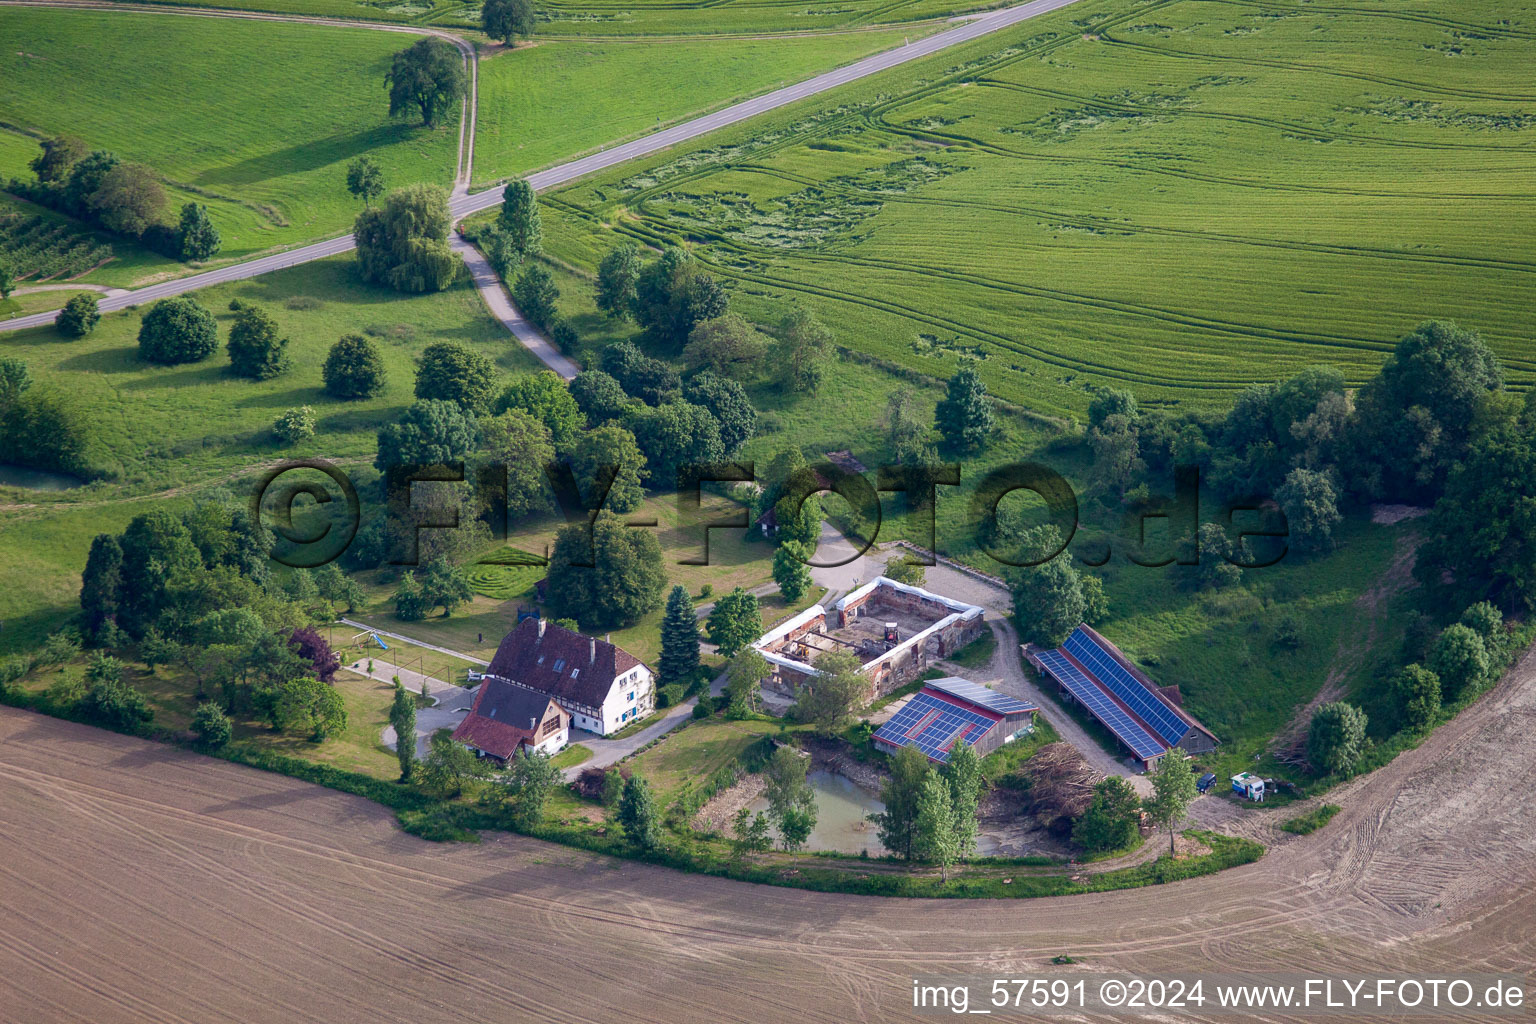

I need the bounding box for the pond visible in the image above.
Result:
[747,767,1010,857]
[750,769,887,856]
[0,464,84,491]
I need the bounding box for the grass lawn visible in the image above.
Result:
[551,742,592,768]
[0,7,458,271]
[625,715,779,804]
[536,0,1536,419]
[473,28,925,186]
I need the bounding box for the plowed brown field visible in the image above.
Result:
[3,648,1536,1023]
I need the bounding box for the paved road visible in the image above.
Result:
[452,233,581,378]
[347,657,480,759]
[0,0,1082,334]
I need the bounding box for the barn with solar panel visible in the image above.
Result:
[1025,624,1218,770]
[872,677,1038,764]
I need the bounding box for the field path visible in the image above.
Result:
[3,635,1536,1021]
[0,0,1087,335]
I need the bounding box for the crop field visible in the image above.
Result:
[473,28,925,185]
[0,7,458,267]
[538,0,1536,418]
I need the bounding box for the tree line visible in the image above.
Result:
[11,136,220,261]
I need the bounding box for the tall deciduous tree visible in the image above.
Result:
[386,37,466,127]
[774,307,832,395]
[56,292,101,338]
[545,510,665,628]
[1346,320,1502,501]
[30,135,88,183]
[415,341,498,412]
[481,0,536,44]
[619,774,660,850]
[563,422,647,514]
[323,334,388,400]
[659,585,701,686]
[495,748,561,829]
[682,313,765,381]
[375,399,479,471]
[175,203,221,261]
[421,557,473,617]
[934,358,994,453]
[630,247,727,348]
[138,296,218,365]
[1307,701,1368,776]
[682,371,755,455]
[512,264,559,329]
[345,156,385,207]
[706,586,761,658]
[226,304,291,380]
[874,744,929,860]
[480,409,555,519]
[1007,557,1085,648]
[772,543,812,603]
[1416,425,1536,612]
[1143,753,1198,856]
[724,648,768,718]
[1428,624,1488,701]
[625,400,724,488]
[89,162,165,237]
[354,184,457,293]
[499,179,542,263]
[1072,776,1141,854]
[595,242,640,319]
[79,533,123,637]
[913,769,960,881]
[389,679,417,780]
[494,371,582,447]
[942,740,982,861]
[1276,467,1341,553]
[418,726,492,797]
[1391,663,1441,732]
[790,647,866,735]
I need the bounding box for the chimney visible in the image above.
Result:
[589,637,597,664]
[537,617,546,639]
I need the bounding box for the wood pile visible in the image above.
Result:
[1020,742,1102,836]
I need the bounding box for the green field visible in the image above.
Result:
[473,29,926,186]
[535,0,1536,418]
[0,8,459,271]
[62,0,997,36]
[0,255,546,652]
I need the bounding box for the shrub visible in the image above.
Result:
[1307,701,1367,775]
[138,296,217,364]
[323,334,388,400]
[226,304,291,379]
[191,701,232,748]
[78,677,154,732]
[56,292,101,338]
[273,406,316,445]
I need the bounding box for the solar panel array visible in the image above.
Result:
[1035,650,1166,761]
[873,691,999,763]
[1063,629,1190,745]
[925,677,1033,715]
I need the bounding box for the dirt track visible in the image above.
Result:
[3,646,1536,1023]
